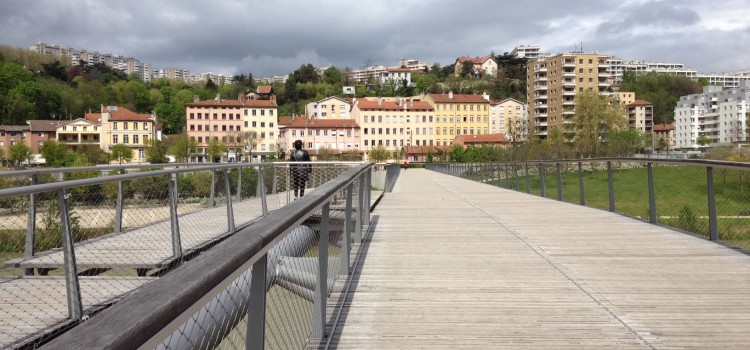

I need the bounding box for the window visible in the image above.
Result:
[113,135,118,143]
[213,113,218,120]
[134,135,139,144]
[214,125,218,131]
[113,122,118,130]
[143,122,148,130]
[261,110,265,116]
[222,113,226,120]
[134,123,139,130]
[123,135,129,144]
[245,121,249,127]
[292,130,297,136]
[270,110,274,116]
[252,121,257,127]
[143,135,148,144]
[198,136,203,143]
[190,113,195,119]
[252,110,257,116]
[261,122,265,128]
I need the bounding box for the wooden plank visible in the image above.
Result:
[328,169,750,349]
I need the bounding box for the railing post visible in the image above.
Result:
[245,254,267,350]
[578,162,586,206]
[647,163,657,224]
[341,184,353,275]
[539,164,546,198]
[24,174,38,276]
[169,174,183,259]
[514,163,520,191]
[225,169,235,232]
[707,167,719,241]
[312,202,330,339]
[502,164,508,188]
[607,161,615,212]
[286,164,291,205]
[210,169,216,208]
[258,167,268,216]
[355,175,364,244]
[525,163,531,194]
[365,169,372,226]
[58,189,82,320]
[271,165,278,194]
[237,167,243,201]
[556,162,563,201]
[114,169,124,233]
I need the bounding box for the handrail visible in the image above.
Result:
[41,163,373,349]
[431,157,750,171]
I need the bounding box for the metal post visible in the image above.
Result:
[539,164,546,198]
[237,167,243,201]
[647,163,657,224]
[271,165,278,194]
[607,162,615,212]
[258,167,268,216]
[58,189,82,320]
[225,169,235,232]
[556,163,563,201]
[514,164,520,191]
[578,162,586,206]
[340,184,353,275]
[286,164,291,205]
[355,176,364,244]
[210,170,216,208]
[312,202,330,339]
[525,163,531,194]
[114,169,124,233]
[169,174,183,259]
[707,167,719,241]
[364,169,371,226]
[504,164,510,189]
[24,174,38,276]
[245,254,267,350]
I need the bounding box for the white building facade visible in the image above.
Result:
[674,83,749,149]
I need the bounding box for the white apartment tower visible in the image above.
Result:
[674,83,749,149]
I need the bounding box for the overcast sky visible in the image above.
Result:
[1,0,748,78]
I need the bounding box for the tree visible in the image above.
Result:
[572,91,628,157]
[322,66,343,85]
[110,144,133,164]
[39,140,69,167]
[368,146,389,162]
[168,134,196,162]
[697,135,711,148]
[460,61,474,78]
[620,72,702,124]
[207,138,228,162]
[9,141,32,166]
[145,139,168,163]
[605,129,645,157]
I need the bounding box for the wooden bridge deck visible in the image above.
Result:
[329,169,750,349]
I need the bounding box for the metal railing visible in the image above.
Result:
[427,158,750,252]
[0,161,384,349]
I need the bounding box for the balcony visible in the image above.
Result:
[563,80,575,87]
[563,90,576,96]
[563,61,575,68]
[562,100,575,106]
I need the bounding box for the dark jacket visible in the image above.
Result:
[290,149,312,180]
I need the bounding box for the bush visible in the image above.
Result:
[677,205,699,233]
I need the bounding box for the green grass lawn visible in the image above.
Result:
[475,163,750,252]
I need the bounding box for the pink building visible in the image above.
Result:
[279,117,361,160]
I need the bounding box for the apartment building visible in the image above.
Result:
[510,45,543,61]
[186,94,278,161]
[423,92,491,146]
[674,83,749,149]
[454,54,498,77]
[527,52,612,139]
[156,68,191,82]
[653,123,675,150]
[83,106,159,162]
[278,117,361,158]
[490,98,528,142]
[625,100,654,133]
[0,120,63,162]
[380,67,412,87]
[305,97,352,119]
[350,97,434,157]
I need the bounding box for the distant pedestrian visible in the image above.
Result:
[289,140,312,198]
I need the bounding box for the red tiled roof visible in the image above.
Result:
[456,54,493,65]
[626,100,653,107]
[257,85,273,94]
[0,125,28,132]
[653,123,675,132]
[85,113,102,123]
[355,99,433,111]
[278,116,295,126]
[429,94,490,104]
[455,133,509,144]
[286,117,359,129]
[386,67,411,73]
[104,106,154,121]
[186,99,277,108]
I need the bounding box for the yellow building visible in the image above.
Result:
[84,106,159,162]
[527,53,612,139]
[423,92,491,146]
[56,119,101,148]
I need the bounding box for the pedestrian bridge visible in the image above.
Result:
[2,160,749,349]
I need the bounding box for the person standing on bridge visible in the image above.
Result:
[289,140,312,198]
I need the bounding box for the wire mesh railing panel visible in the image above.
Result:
[610,161,650,221]
[580,162,611,211]
[713,168,750,251]
[650,164,709,236]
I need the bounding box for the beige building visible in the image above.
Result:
[491,98,529,142]
[625,100,654,133]
[653,123,675,150]
[527,53,612,139]
[186,90,278,161]
[454,55,498,77]
[305,96,352,119]
[351,97,434,159]
[423,92,491,147]
[84,106,159,162]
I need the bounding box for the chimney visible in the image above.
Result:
[398,97,402,106]
[409,97,413,106]
[193,95,200,103]
[238,92,244,102]
[448,91,453,99]
[482,91,489,101]
[378,97,382,106]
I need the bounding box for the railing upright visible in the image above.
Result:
[340,184,353,275]
[504,164,510,189]
[168,174,183,259]
[312,202,331,339]
[58,189,83,321]
[24,174,38,276]
[210,169,216,207]
[245,254,267,350]
[539,164,546,198]
[578,162,586,206]
[258,167,268,216]
[647,163,657,224]
[355,175,364,244]
[224,169,235,232]
[114,169,124,233]
[514,163,520,191]
[237,167,243,201]
[271,165,278,194]
[525,163,531,194]
[556,162,563,201]
[607,161,615,212]
[706,167,719,241]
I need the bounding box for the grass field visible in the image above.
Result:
[472,163,750,252]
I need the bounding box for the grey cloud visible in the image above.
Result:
[598,1,701,35]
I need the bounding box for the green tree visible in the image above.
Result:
[110,144,133,164]
[572,91,628,157]
[207,138,227,162]
[39,140,69,167]
[620,72,702,124]
[605,129,645,157]
[169,134,197,162]
[369,146,389,162]
[459,61,474,78]
[322,66,343,85]
[9,141,32,166]
[697,135,711,148]
[145,139,168,163]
